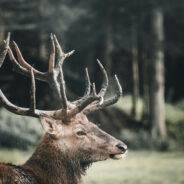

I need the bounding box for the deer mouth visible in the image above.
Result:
[109,151,127,160]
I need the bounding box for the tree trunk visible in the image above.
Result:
[149,8,167,140]
[131,22,139,119]
[142,51,150,124]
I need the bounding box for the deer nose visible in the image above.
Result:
[116,144,127,153]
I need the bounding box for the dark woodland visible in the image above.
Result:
[0,0,184,151]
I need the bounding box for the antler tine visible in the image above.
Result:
[13,41,39,73]
[68,94,101,118]
[97,59,108,97]
[66,61,109,118]
[83,75,122,115]
[84,68,91,96]
[53,34,65,68]
[8,46,20,65]
[102,75,122,107]
[65,50,75,58]
[73,68,91,105]
[53,34,64,55]
[0,32,10,67]
[67,82,101,118]
[8,46,47,82]
[71,60,109,115]
[48,33,55,73]
[53,34,75,68]
[92,82,97,96]
[59,65,68,110]
[30,68,36,113]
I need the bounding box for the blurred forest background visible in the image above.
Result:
[0,0,184,183]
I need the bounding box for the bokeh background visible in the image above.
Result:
[0,0,184,183]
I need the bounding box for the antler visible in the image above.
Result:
[0,33,122,123]
[83,74,122,115]
[7,33,75,100]
[72,59,122,115]
[0,33,10,67]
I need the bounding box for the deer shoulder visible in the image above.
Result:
[0,163,41,184]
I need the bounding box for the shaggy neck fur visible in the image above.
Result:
[22,134,90,184]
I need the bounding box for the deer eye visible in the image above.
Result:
[76,131,86,136]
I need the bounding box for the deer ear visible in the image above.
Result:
[39,116,62,137]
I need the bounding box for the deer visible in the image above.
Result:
[0,33,127,184]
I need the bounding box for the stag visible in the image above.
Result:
[0,33,127,184]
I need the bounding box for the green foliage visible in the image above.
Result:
[0,148,31,165]
[114,96,184,150]
[114,95,184,122]
[0,108,43,149]
[114,95,143,121]
[119,129,169,151]
[167,120,184,149]
[165,103,184,124]
[165,103,184,149]
[119,129,151,149]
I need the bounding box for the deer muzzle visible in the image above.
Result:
[109,143,128,160]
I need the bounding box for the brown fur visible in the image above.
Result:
[0,113,127,184]
[0,34,127,184]
[0,163,39,184]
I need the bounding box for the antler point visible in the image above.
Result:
[12,41,17,46]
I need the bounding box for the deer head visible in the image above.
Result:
[0,33,127,169]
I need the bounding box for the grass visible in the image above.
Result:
[0,149,184,184]
[83,151,184,184]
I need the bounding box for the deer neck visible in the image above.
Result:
[22,134,83,184]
